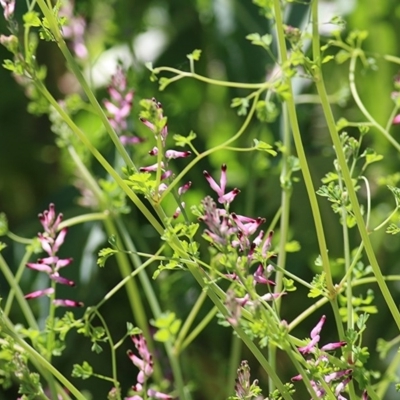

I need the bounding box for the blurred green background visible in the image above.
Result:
[2,0,400,398]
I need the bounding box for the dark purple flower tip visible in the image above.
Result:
[221,164,227,172]
[52,299,84,307]
[152,97,162,109]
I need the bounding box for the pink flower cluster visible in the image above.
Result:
[139,98,191,216]
[60,0,88,59]
[103,66,143,145]
[291,315,358,400]
[25,204,83,308]
[200,164,283,324]
[125,334,172,400]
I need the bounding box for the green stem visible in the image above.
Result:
[349,52,400,153]
[4,247,33,317]
[313,2,400,334]
[174,289,208,354]
[273,0,334,294]
[226,335,242,399]
[0,312,86,400]
[0,253,38,329]
[35,0,135,170]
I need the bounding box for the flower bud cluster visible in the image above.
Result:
[59,0,88,59]
[125,334,172,400]
[138,98,191,213]
[200,164,283,324]
[291,315,356,400]
[103,66,143,145]
[25,204,83,307]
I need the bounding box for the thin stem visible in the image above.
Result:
[314,6,400,334]
[273,0,334,294]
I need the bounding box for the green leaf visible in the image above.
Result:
[335,52,350,66]
[386,223,400,235]
[187,49,202,61]
[322,55,334,64]
[231,97,249,116]
[246,33,272,49]
[72,361,93,380]
[23,11,41,27]
[253,139,277,156]
[284,240,300,252]
[173,130,197,147]
[97,247,118,267]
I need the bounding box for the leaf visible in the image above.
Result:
[187,49,202,61]
[72,361,93,380]
[322,55,334,64]
[173,130,197,147]
[386,223,400,235]
[231,97,249,116]
[97,247,118,267]
[23,11,41,27]
[246,33,272,49]
[253,139,277,156]
[284,240,301,252]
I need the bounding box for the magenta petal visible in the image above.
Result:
[178,181,192,196]
[53,228,68,252]
[320,341,346,351]
[25,287,54,299]
[26,262,52,274]
[50,273,75,286]
[310,315,326,339]
[203,170,223,196]
[393,114,400,124]
[298,335,320,354]
[52,299,84,307]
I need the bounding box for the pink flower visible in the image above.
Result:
[0,0,15,20]
[393,114,400,124]
[203,164,240,205]
[25,204,82,307]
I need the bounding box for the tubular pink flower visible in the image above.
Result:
[173,203,185,219]
[0,0,15,20]
[261,231,273,257]
[178,181,192,196]
[165,149,191,159]
[320,341,347,351]
[140,162,164,172]
[393,114,400,124]
[253,265,275,285]
[311,315,326,338]
[231,213,265,236]
[39,203,63,235]
[53,228,68,253]
[149,147,158,156]
[335,376,352,396]
[324,369,352,384]
[26,262,53,274]
[49,273,75,286]
[146,389,172,399]
[120,136,144,145]
[219,188,240,204]
[161,170,173,180]
[52,299,84,307]
[25,287,55,300]
[298,335,320,354]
